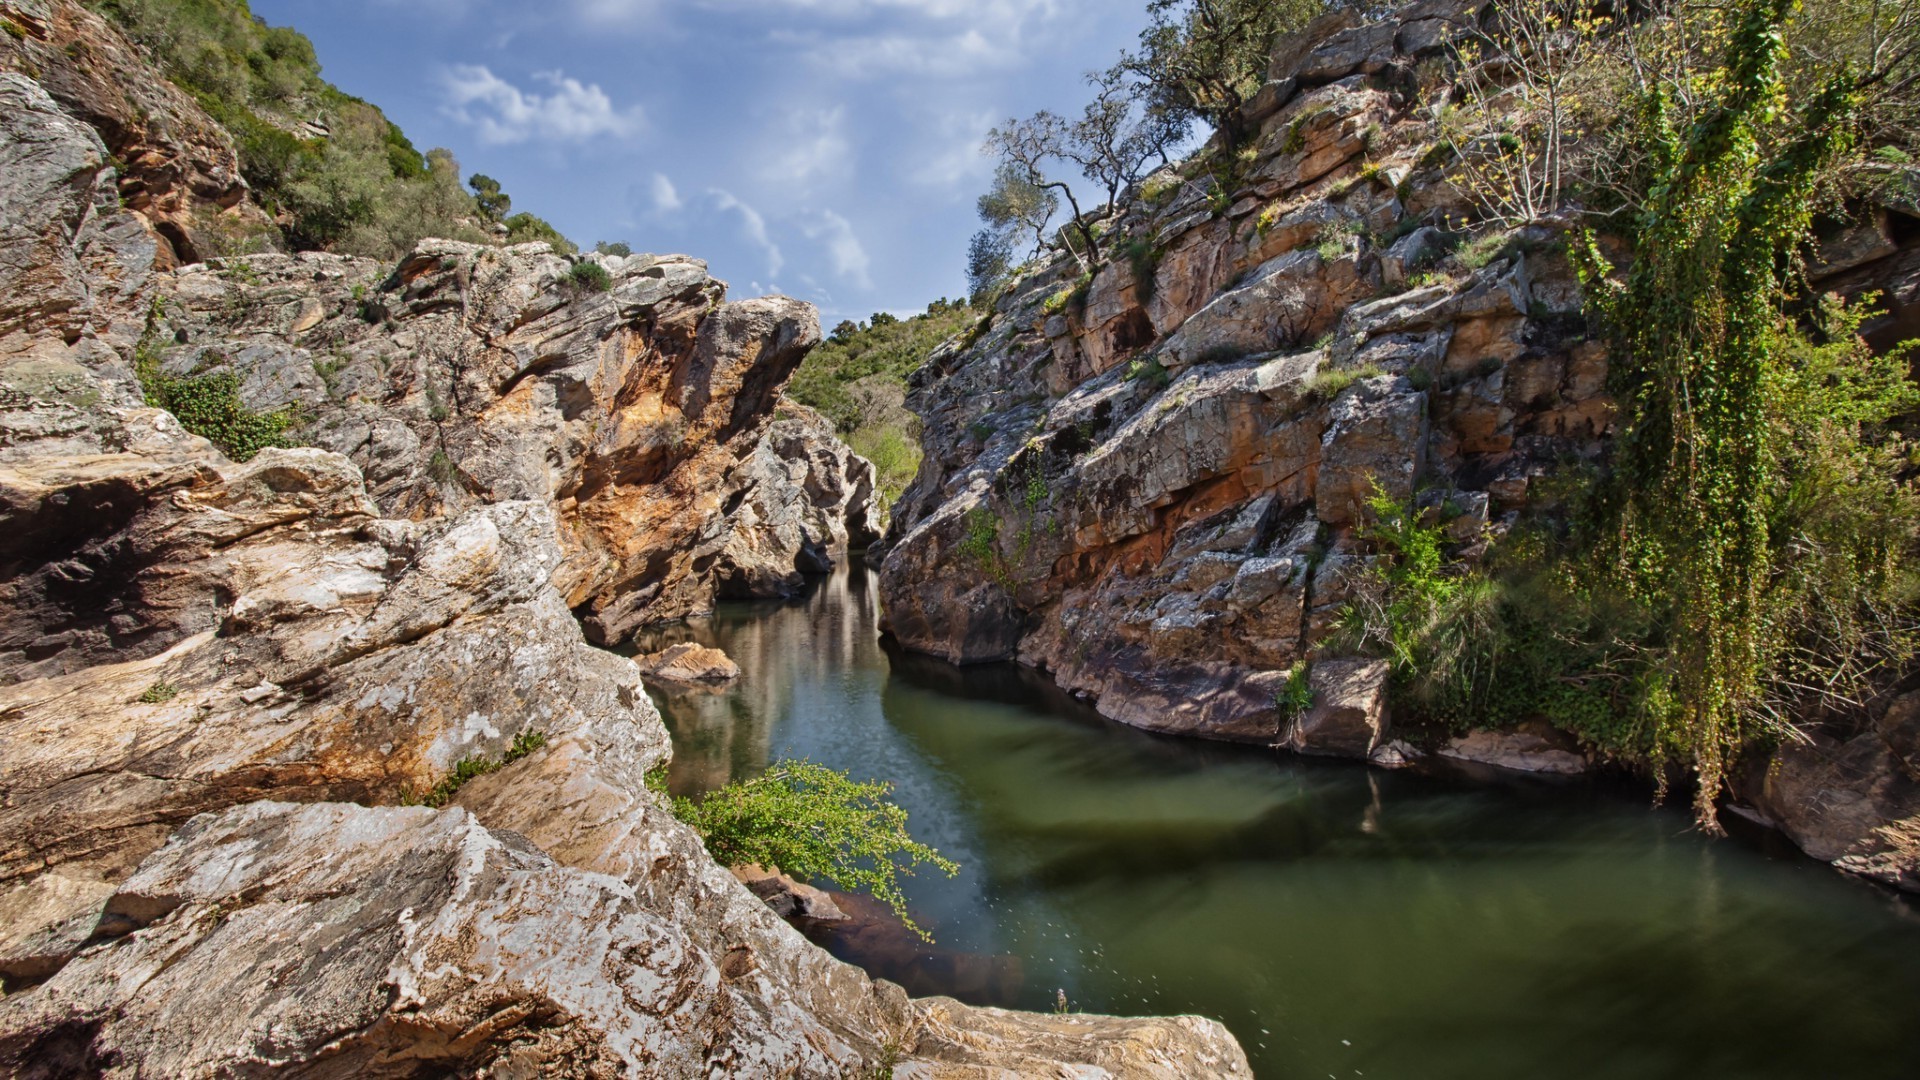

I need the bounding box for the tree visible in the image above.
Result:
[468,173,511,221]
[979,69,1187,276]
[1435,0,1618,226]
[1121,0,1324,149]
[978,157,1065,264]
[673,761,958,941]
[967,228,1014,300]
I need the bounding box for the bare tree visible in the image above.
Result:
[1433,0,1618,225]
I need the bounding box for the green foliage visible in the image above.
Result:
[138,681,180,704]
[594,240,634,257]
[135,306,298,462]
[788,299,977,436]
[407,730,549,809]
[958,506,1013,588]
[3,17,29,39]
[1307,362,1381,400]
[1125,355,1172,389]
[1274,662,1314,722]
[1570,0,1888,827]
[1122,0,1327,148]
[850,424,922,513]
[1041,272,1093,317]
[566,261,614,294]
[672,761,959,941]
[644,761,670,794]
[1453,229,1513,271]
[1314,218,1364,262]
[468,173,510,220]
[1120,236,1162,300]
[1336,484,1504,718]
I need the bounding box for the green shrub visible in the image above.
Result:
[1124,355,1172,389]
[673,761,958,941]
[849,424,922,515]
[1307,362,1381,400]
[138,681,180,704]
[788,299,977,436]
[566,261,614,293]
[139,364,296,463]
[1274,662,1314,722]
[1120,237,1161,301]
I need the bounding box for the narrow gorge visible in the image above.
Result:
[3,0,1919,1077]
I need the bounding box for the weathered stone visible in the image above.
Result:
[0,1,260,268]
[1438,726,1587,775]
[635,641,742,687]
[1287,658,1390,757]
[734,864,851,923]
[1744,730,1920,894]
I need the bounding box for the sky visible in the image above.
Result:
[247,0,1155,326]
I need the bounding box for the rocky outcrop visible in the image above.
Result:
[136,241,838,647]
[683,400,884,605]
[0,27,1246,1078]
[0,1,263,267]
[878,0,1920,889]
[882,0,1600,748]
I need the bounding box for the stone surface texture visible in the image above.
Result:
[0,18,1247,1077]
[878,0,1920,889]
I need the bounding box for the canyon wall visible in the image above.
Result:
[0,4,1248,1074]
[878,0,1920,892]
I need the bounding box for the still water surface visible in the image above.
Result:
[640,560,1920,1079]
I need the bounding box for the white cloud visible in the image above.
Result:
[440,65,645,144]
[766,106,851,187]
[710,189,784,277]
[650,173,684,213]
[802,210,873,290]
[908,107,997,191]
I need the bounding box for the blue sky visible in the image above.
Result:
[249,0,1153,325]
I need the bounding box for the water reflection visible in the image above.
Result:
[640,558,1920,1080]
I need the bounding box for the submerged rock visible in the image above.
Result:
[734,863,851,923]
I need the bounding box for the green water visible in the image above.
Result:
[642,560,1920,1079]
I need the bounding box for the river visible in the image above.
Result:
[636,559,1920,1079]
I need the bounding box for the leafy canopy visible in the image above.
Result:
[674,761,959,941]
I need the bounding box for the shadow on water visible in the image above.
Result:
[637,557,1920,1080]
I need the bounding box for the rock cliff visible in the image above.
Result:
[878,0,1920,890]
[0,13,1247,1076]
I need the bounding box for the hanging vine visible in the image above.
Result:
[1572,0,1864,829]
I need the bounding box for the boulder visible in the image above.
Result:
[734,863,851,923]
[1286,659,1391,757]
[1438,725,1587,775]
[635,641,743,687]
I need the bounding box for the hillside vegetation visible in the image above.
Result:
[788,299,981,509]
[84,0,572,259]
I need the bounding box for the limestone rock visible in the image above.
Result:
[635,641,743,687]
[1745,730,1920,894]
